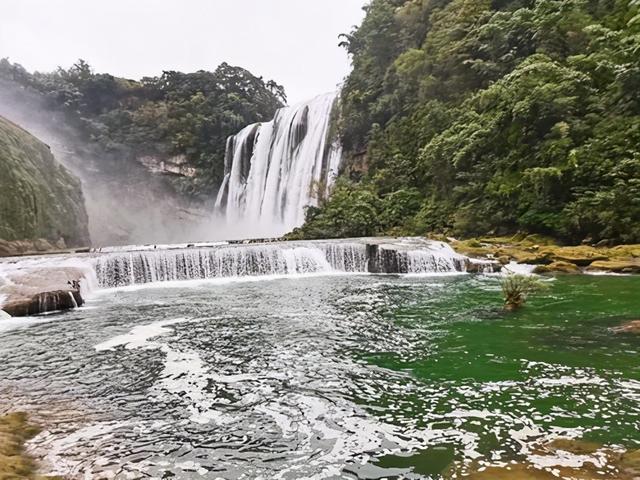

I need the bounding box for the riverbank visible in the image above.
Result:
[0,412,61,479]
[448,235,640,275]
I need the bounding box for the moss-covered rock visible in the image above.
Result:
[541,246,609,266]
[0,116,89,250]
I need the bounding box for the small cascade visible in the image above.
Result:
[94,243,365,288]
[367,241,469,274]
[92,239,473,288]
[68,291,79,309]
[1,238,496,316]
[215,93,342,238]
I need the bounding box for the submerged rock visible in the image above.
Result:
[0,412,41,479]
[611,320,640,334]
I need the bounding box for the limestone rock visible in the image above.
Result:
[0,266,86,316]
[2,289,82,316]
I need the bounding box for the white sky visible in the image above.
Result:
[0,0,367,104]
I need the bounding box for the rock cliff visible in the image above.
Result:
[0,116,90,254]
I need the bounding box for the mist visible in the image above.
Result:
[0,83,231,247]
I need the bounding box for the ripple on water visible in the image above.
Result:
[0,274,638,479]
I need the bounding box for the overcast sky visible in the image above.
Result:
[0,0,367,104]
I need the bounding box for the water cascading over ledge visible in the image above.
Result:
[93,239,480,288]
[214,92,342,238]
[0,238,495,315]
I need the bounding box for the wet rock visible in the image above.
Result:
[498,255,510,265]
[460,464,559,479]
[0,267,87,317]
[619,449,640,477]
[0,412,41,479]
[534,261,581,274]
[544,438,601,455]
[2,289,82,317]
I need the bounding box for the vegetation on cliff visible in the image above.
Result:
[0,59,285,198]
[0,116,89,247]
[294,0,640,245]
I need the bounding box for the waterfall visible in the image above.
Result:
[92,239,476,288]
[1,238,495,317]
[215,92,342,238]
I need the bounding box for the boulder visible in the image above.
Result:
[2,289,83,316]
[533,261,581,274]
[0,266,87,316]
[586,259,640,273]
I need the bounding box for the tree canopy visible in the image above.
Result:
[0,59,285,198]
[295,0,640,244]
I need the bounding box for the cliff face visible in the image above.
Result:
[0,116,90,250]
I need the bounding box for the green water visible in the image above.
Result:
[361,275,640,476]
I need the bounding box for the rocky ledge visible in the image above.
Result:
[450,235,640,275]
[0,238,90,258]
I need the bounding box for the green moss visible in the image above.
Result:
[0,116,89,247]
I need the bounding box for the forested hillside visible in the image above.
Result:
[0,59,285,198]
[296,0,640,244]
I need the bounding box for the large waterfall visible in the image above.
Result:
[215,93,342,238]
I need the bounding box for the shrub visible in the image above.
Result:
[501,274,546,310]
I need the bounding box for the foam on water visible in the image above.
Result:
[94,318,192,351]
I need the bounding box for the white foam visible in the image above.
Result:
[502,262,537,275]
[94,318,191,351]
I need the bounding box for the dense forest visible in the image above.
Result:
[0,59,285,198]
[294,0,640,245]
